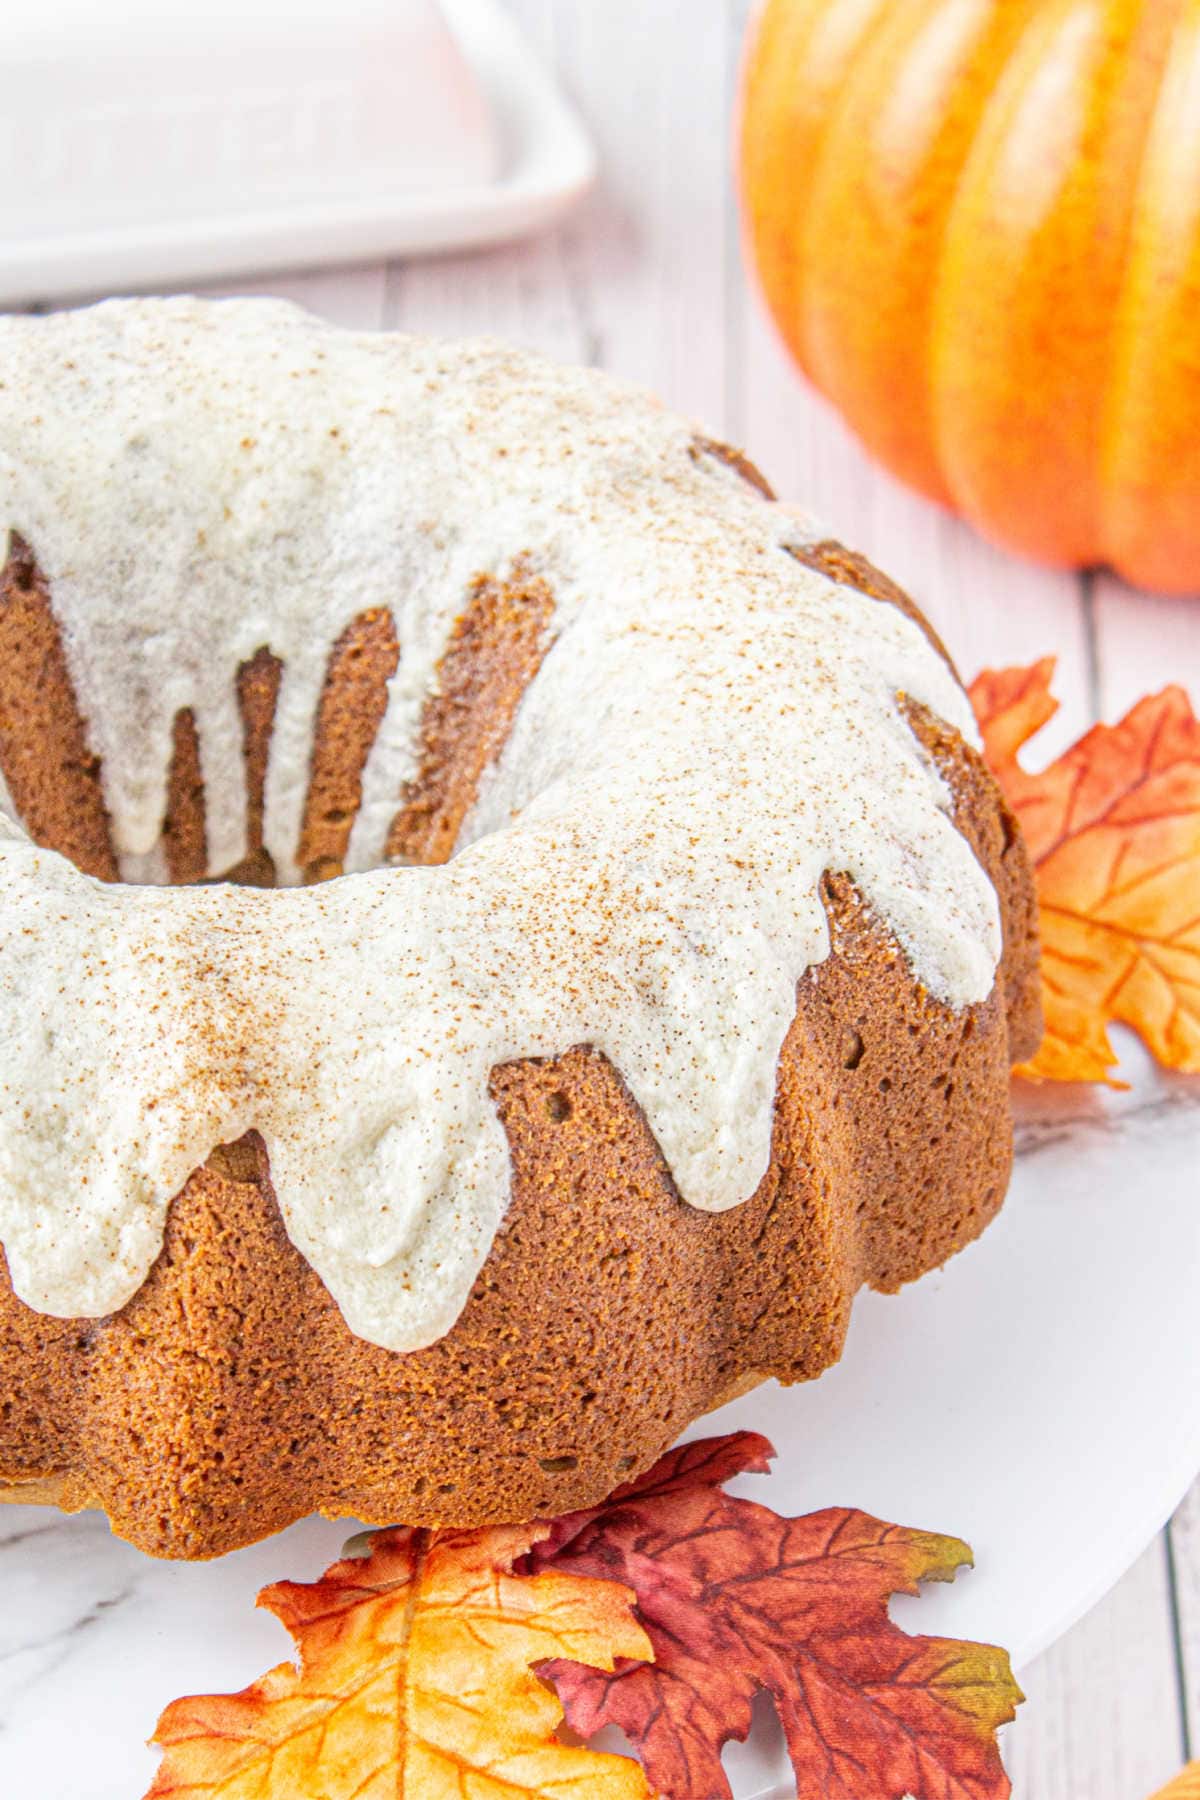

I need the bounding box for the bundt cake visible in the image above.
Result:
[0,298,1040,1559]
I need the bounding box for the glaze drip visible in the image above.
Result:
[0,298,1001,1352]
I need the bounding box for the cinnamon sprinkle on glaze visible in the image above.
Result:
[0,298,1003,1356]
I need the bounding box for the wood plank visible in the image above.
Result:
[378,4,580,358]
[1170,1475,1200,1753]
[481,0,735,416]
[388,0,734,412]
[192,263,388,330]
[1092,572,1200,717]
[1008,1537,1186,1800]
[382,232,590,364]
[1090,570,1200,1767]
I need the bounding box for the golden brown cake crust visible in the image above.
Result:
[0,533,1040,1554]
[386,562,554,866]
[299,607,400,883]
[227,646,283,888]
[163,708,208,884]
[0,535,118,881]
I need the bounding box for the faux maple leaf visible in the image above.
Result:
[529,1431,1020,1800]
[1148,1765,1200,1800]
[144,1520,653,1800]
[970,659,1200,1083]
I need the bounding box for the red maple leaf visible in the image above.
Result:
[528,1432,1020,1800]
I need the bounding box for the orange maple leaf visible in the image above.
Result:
[144,1520,653,1800]
[970,659,1200,1084]
[1147,1766,1200,1800]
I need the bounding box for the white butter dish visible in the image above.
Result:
[0,0,595,304]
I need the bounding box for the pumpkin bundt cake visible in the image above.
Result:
[0,298,1040,1559]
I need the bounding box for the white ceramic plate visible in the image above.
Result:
[1,1037,1197,1797]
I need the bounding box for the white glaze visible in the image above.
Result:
[0,298,1001,1352]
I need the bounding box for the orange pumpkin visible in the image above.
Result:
[738,0,1200,595]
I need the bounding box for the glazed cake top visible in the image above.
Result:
[0,298,1001,1352]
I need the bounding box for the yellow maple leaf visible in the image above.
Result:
[1147,1764,1200,1800]
[971,660,1200,1085]
[145,1521,654,1800]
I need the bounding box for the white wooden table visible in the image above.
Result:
[8,1,1199,1790]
